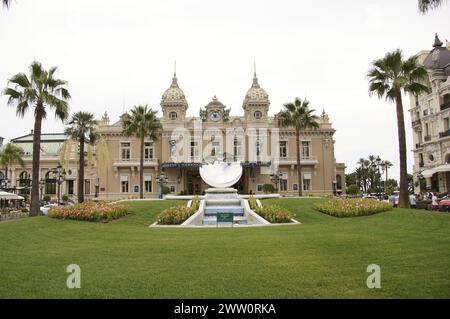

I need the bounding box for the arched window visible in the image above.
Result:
[336,175,342,190]
[45,171,57,195]
[254,110,262,119]
[169,112,177,120]
[18,171,31,187]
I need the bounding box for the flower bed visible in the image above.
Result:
[248,195,292,223]
[48,202,129,222]
[157,196,200,225]
[314,198,392,217]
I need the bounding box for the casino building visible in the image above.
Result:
[410,35,450,193]
[1,70,345,200]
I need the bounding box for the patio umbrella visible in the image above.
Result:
[0,191,24,200]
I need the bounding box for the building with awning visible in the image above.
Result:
[0,191,24,208]
[410,34,450,193]
[2,68,346,200]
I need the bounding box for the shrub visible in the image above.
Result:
[43,195,51,202]
[254,204,292,223]
[48,202,129,222]
[162,186,170,195]
[314,198,392,217]
[346,184,360,195]
[158,196,200,225]
[263,183,275,194]
[62,195,70,202]
[248,195,258,210]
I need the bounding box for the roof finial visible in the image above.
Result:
[171,61,178,87]
[433,33,443,48]
[252,61,259,87]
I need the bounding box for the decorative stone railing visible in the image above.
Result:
[0,211,29,221]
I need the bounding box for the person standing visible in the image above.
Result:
[432,193,439,211]
[409,193,417,209]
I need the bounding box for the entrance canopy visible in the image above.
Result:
[0,191,24,200]
[421,164,450,178]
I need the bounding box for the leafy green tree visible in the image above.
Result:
[345,172,357,187]
[418,0,445,13]
[0,143,24,181]
[367,50,429,207]
[346,184,360,195]
[65,112,99,203]
[122,105,162,199]
[4,61,70,215]
[278,98,319,196]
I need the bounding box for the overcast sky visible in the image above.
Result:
[1,0,449,179]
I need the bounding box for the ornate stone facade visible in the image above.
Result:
[1,71,345,200]
[410,35,450,193]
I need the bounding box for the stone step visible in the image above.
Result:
[204,205,244,216]
[202,216,248,225]
[206,199,241,206]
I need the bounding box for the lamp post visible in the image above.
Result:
[54,164,66,205]
[95,178,100,198]
[375,156,382,195]
[417,173,425,193]
[270,170,283,192]
[156,171,169,199]
[39,178,45,202]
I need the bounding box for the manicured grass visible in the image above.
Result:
[0,198,449,298]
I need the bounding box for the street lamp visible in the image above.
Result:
[270,170,283,191]
[156,171,169,199]
[417,173,425,192]
[375,156,382,195]
[54,164,66,205]
[39,178,45,202]
[95,178,100,198]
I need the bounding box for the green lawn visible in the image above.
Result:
[0,198,449,298]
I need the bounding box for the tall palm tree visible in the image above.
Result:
[278,98,319,196]
[356,158,370,192]
[4,61,70,215]
[122,105,161,199]
[418,0,446,13]
[0,143,24,181]
[65,111,99,203]
[368,50,429,208]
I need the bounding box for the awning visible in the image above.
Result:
[161,162,202,169]
[421,164,450,178]
[0,191,24,200]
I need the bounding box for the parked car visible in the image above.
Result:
[362,195,378,200]
[438,199,450,212]
[40,204,58,215]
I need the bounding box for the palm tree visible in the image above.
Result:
[418,0,446,13]
[65,112,99,203]
[122,105,162,199]
[278,98,319,196]
[4,61,70,215]
[367,50,429,208]
[0,143,24,181]
[356,158,370,192]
